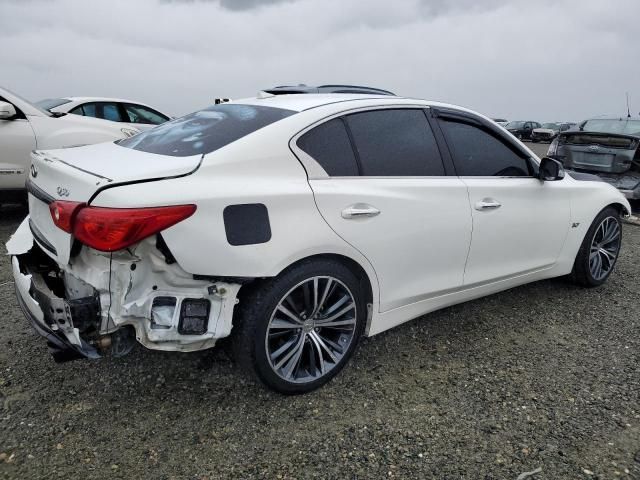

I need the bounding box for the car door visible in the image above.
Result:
[0,98,36,189]
[435,111,571,285]
[295,107,472,312]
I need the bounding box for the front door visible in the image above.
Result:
[436,114,571,285]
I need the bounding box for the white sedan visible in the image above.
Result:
[36,96,171,131]
[0,87,139,204]
[8,93,630,394]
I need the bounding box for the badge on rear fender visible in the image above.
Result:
[56,186,70,197]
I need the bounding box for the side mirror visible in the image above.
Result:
[0,101,17,120]
[539,157,565,181]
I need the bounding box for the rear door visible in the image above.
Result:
[298,107,472,312]
[435,111,571,285]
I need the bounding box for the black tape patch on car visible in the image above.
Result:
[223,203,272,246]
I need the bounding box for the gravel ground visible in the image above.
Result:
[1,178,639,479]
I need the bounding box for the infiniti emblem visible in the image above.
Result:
[30,164,38,177]
[56,186,70,197]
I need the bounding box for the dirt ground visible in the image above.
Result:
[1,147,639,478]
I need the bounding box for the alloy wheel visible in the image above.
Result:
[265,276,357,384]
[589,216,621,281]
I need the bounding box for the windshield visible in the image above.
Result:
[118,103,296,157]
[542,123,559,129]
[582,119,640,136]
[36,98,72,111]
[506,121,525,129]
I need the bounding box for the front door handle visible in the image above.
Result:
[341,203,381,219]
[475,199,502,211]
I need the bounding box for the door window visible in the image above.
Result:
[122,104,169,125]
[297,118,359,176]
[439,119,532,176]
[71,102,122,122]
[346,109,444,176]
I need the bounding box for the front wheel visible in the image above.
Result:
[231,259,366,394]
[571,207,622,287]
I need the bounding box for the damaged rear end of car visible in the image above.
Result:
[9,150,244,362]
[548,118,640,199]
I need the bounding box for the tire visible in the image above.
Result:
[571,206,622,287]
[231,259,367,394]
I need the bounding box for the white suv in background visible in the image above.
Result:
[0,87,139,204]
[37,97,171,131]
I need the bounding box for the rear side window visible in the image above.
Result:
[123,103,169,125]
[439,120,532,176]
[346,109,444,176]
[118,104,296,157]
[297,118,359,176]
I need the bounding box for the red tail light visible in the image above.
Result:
[50,202,196,252]
[49,201,85,233]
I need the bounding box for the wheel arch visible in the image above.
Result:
[236,251,378,335]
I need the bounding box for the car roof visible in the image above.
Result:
[63,96,154,106]
[231,93,472,114]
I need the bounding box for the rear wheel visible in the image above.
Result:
[572,207,622,287]
[231,259,366,394]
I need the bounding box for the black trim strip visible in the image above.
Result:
[29,219,57,255]
[26,179,55,205]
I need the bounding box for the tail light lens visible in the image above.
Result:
[50,202,196,252]
[49,201,85,233]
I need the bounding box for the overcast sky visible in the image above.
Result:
[1,0,639,121]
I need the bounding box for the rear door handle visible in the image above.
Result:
[341,203,381,219]
[474,199,502,211]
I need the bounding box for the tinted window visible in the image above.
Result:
[119,104,295,157]
[297,118,359,176]
[346,109,444,176]
[440,120,531,176]
[123,103,169,125]
[71,103,97,118]
[102,103,122,122]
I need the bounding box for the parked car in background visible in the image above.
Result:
[532,122,561,142]
[36,97,171,131]
[492,118,509,127]
[0,87,139,205]
[8,94,630,394]
[505,120,541,140]
[548,116,640,199]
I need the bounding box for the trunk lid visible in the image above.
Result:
[558,131,639,173]
[27,142,202,265]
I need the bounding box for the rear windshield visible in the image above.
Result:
[506,121,525,129]
[118,104,296,157]
[36,98,72,111]
[583,119,640,136]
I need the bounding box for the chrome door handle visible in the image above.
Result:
[475,199,502,211]
[341,203,381,219]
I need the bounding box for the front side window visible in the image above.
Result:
[70,103,104,120]
[439,120,532,177]
[123,104,169,125]
[345,109,444,176]
[297,118,359,176]
[119,103,295,157]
